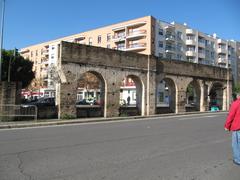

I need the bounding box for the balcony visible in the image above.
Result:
[74,36,85,43]
[112,21,146,31]
[186,39,196,45]
[198,39,205,48]
[112,33,126,42]
[125,43,146,51]
[20,49,30,54]
[186,50,196,57]
[113,46,126,51]
[217,39,226,44]
[165,25,175,31]
[186,29,195,34]
[126,30,146,39]
[165,47,175,54]
[42,49,49,56]
[198,52,205,59]
[165,34,175,42]
[218,57,227,64]
[217,48,227,54]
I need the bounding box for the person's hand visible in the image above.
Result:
[224,128,230,131]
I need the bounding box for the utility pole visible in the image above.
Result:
[0,0,6,81]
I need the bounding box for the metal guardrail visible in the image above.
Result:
[0,104,38,121]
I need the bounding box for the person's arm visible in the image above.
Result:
[224,102,238,130]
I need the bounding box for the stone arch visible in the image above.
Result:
[209,81,225,110]
[156,77,176,113]
[185,80,201,111]
[58,64,108,118]
[119,74,145,116]
[75,70,107,118]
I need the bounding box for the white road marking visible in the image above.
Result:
[178,115,218,121]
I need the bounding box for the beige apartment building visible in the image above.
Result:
[20,15,240,98]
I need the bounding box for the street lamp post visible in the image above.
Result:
[0,0,6,81]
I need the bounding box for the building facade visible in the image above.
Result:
[20,15,240,98]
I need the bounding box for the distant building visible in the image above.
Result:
[20,15,240,99]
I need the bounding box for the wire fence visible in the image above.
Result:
[0,104,37,121]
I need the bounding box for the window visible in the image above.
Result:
[177,54,182,60]
[97,35,101,44]
[187,56,195,62]
[52,46,55,50]
[107,44,111,48]
[158,53,163,58]
[211,52,215,59]
[158,41,163,48]
[166,54,172,59]
[187,46,195,51]
[210,41,215,48]
[177,43,182,51]
[177,31,182,40]
[107,33,111,42]
[89,37,92,45]
[158,29,163,36]
[187,35,194,40]
[31,51,33,57]
[117,43,125,50]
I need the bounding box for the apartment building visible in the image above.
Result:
[20,15,240,99]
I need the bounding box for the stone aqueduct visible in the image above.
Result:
[56,41,232,119]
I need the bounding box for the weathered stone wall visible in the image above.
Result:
[58,41,232,119]
[0,82,19,121]
[157,59,232,81]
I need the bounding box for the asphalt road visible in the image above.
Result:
[0,112,239,180]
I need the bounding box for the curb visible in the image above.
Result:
[0,111,228,130]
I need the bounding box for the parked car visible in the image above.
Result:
[22,97,55,107]
[76,99,100,105]
[76,99,91,105]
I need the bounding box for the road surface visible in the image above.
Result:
[0,112,239,180]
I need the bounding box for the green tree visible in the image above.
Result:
[1,49,34,88]
[233,83,240,94]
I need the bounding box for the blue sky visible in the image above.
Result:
[1,0,240,49]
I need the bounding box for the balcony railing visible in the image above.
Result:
[126,43,146,51]
[218,57,227,64]
[198,40,205,48]
[217,48,227,54]
[217,39,226,44]
[198,52,205,58]
[186,29,195,34]
[186,39,196,45]
[186,50,196,57]
[165,47,175,53]
[165,34,175,41]
[113,46,126,51]
[129,43,146,48]
[113,33,126,39]
[126,30,146,38]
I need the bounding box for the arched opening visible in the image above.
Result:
[76,71,106,118]
[185,80,201,112]
[156,78,176,113]
[119,75,144,116]
[209,82,224,110]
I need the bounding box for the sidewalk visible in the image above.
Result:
[0,111,227,129]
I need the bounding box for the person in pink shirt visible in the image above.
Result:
[225,92,240,165]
